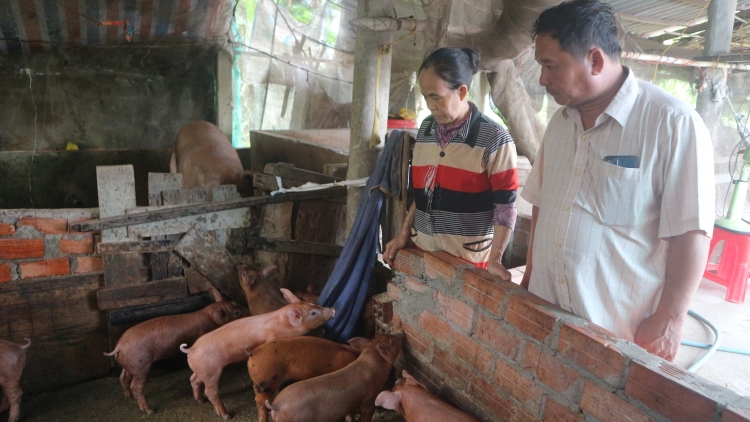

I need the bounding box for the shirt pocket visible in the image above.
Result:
[583,158,645,227]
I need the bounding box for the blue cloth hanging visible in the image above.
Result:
[318,130,405,342]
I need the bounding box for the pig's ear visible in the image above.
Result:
[375,390,402,411]
[262,265,278,279]
[212,308,229,325]
[286,307,303,326]
[208,287,223,302]
[281,288,301,303]
[347,337,370,352]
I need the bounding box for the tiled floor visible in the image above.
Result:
[510,266,750,398]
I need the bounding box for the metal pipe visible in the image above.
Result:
[621,51,750,71]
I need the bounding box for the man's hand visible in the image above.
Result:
[383,233,410,266]
[487,259,511,281]
[634,311,685,361]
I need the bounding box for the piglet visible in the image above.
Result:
[0,338,30,422]
[103,288,248,414]
[266,333,403,422]
[180,289,335,420]
[246,336,360,422]
[376,370,479,422]
[237,264,286,316]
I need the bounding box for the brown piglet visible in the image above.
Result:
[0,338,30,422]
[376,370,479,422]
[246,336,360,422]
[237,264,286,316]
[266,333,403,422]
[103,288,248,414]
[180,289,335,420]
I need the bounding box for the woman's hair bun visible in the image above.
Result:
[461,48,480,74]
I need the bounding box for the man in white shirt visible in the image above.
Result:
[520,0,715,361]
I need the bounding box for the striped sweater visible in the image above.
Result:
[411,103,518,266]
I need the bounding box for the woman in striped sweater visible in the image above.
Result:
[384,47,519,279]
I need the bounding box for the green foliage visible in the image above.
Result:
[288,1,314,24]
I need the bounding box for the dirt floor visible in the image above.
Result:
[17,362,406,422]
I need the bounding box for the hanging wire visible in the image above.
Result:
[652,0,713,83]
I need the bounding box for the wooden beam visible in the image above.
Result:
[253,173,304,191]
[97,240,176,255]
[71,186,347,232]
[349,17,430,32]
[174,225,245,306]
[264,163,343,184]
[96,277,188,311]
[246,237,343,256]
[108,293,215,325]
[618,12,690,27]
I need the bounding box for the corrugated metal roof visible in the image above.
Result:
[0,0,231,54]
[610,0,750,37]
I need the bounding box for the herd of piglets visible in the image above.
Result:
[0,338,30,422]
[2,263,476,422]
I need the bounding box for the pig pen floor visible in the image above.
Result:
[18,362,406,422]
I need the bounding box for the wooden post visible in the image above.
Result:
[346,0,393,235]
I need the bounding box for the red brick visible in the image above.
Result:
[0,223,15,236]
[0,238,45,260]
[387,282,402,301]
[431,345,472,389]
[393,248,425,277]
[624,361,717,422]
[19,258,70,279]
[474,313,521,360]
[418,311,452,344]
[60,236,94,255]
[437,291,474,332]
[74,256,103,274]
[723,407,750,422]
[404,276,437,296]
[493,358,544,415]
[402,321,432,360]
[424,250,473,282]
[469,375,513,421]
[462,268,518,315]
[581,381,655,422]
[450,329,494,375]
[521,342,581,399]
[0,263,11,283]
[19,217,68,234]
[558,323,627,387]
[505,294,558,343]
[511,404,539,422]
[543,397,585,422]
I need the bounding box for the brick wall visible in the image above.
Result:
[0,209,102,283]
[385,248,750,422]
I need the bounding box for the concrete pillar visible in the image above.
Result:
[696,0,736,139]
[217,48,234,142]
[346,0,393,234]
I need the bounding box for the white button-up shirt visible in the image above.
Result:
[521,67,715,340]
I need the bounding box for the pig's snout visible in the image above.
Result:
[325,308,336,320]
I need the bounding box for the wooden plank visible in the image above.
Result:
[254,202,294,288]
[97,240,176,255]
[167,252,184,278]
[174,225,245,305]
[148,173,182,199]
[109,293,215,325]
[286,200,341,293]
[253,173,304,191]
[71,186,347,232]
[102,254,142,289]
[186,267,215,295]
[212,185,241,202]
[324,163,348,179]
[148,173,182,281]
[96,277,188,311]
[126,207,255,238]
[162,187,208,206]
[246,237,343,256]
[0,273,109,394]
[264,162,343,184]
[96,165,136,243]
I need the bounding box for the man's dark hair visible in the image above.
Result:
[532,0,621,60]
[418,47,479,90]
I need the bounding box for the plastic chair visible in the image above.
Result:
[703,225,750,304]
